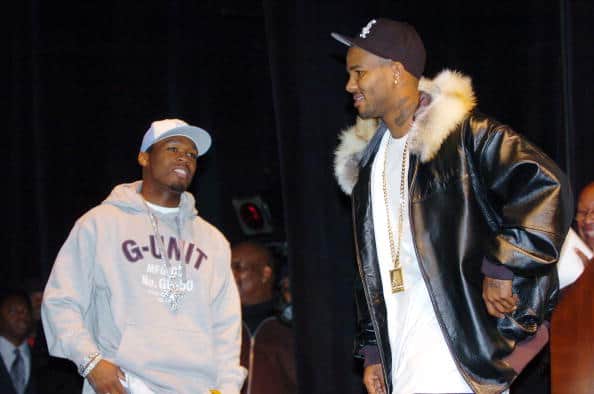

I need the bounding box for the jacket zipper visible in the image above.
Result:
[245,316,276,394]
[247,335,255,394]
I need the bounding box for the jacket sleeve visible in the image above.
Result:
[353,269,379,360]
[41,216,100,372]
[466,116,574,275]
[210,244,247,393]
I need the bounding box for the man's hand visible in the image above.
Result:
[482,277,518,318]
[87,359,127,394]
[363,363,386,394]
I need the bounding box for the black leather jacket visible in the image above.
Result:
[350,112,573,393]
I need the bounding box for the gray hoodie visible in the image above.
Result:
[42,181,246,394]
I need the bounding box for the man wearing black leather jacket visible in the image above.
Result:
[332,18,573,394]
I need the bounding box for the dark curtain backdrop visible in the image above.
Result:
[5,1,593,393]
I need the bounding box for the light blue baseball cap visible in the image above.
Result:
[140,118,212,156]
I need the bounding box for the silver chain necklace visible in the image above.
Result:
[382,134,409,293]
[144,201,188,312]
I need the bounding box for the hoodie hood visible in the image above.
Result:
[102,180,198,219]
[333,69,477,195]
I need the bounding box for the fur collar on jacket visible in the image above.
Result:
[333,69,477,195]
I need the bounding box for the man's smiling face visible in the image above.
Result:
[345,46,393,119]
[576,184,594,250]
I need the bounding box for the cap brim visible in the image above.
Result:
[331,32,354,47]
[152,126,212,157]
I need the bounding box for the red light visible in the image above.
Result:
[240,203,264,229]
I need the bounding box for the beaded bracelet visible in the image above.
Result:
[82,354,103,378]
[78,351,101,377]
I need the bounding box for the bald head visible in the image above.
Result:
[576,182,594,249]
[231,242,275,305]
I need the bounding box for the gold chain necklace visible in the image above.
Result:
[382,134,408,293]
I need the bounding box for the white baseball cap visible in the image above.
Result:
[140,118,212,156]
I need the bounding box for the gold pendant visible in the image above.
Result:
[390,267,405,293]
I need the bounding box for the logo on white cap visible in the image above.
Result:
[359,19,377,39]
[151,119,189,134]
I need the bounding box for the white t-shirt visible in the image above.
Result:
[370,130,472,394]
[145,201,180,214]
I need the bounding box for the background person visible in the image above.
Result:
[0,289,36,394]
[231,241,297,394]
[575,181,594,255]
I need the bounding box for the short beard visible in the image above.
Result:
[357,106,377,119]
[169,182,188,194]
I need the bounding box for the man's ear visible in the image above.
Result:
[138,152,149,167]
[390,61,404,74]
[262,265,273,283]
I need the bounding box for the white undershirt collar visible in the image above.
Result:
[145,200,180,214]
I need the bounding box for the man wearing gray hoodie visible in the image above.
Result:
[42,119,246,394]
